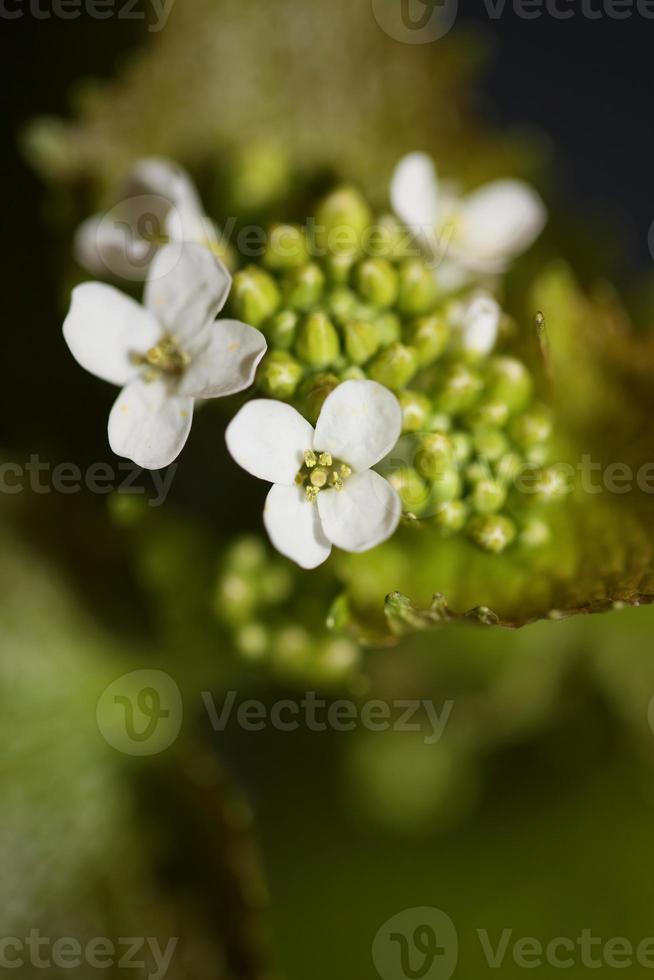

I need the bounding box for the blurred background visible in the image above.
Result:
[3,1,654,977]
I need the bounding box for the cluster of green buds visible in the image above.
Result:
[228,188,560,554]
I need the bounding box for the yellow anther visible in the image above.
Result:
[304,450,318,468]
[318,452,333,467]
[339,463,352,478]
[310,467,328,488]
[330,474,344,491]
[305,485,319,503]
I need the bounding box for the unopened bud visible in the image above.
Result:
[368,342,418,391]
[354,258,398,308]
[519,516,550,548]
[323,252,358,284]
[314,186,372,256]
[298,372,340,424]
[509,404,553,448]
[396,258,439,316]
[399,391,432,433]
[415,432,454,481]
[266,309,298,349]
[465,400,510,429]
[434,500,467,532]
[373,312,402,347]
[295,311,340,369]
[232,265,281,327]
[450,431,472,464]
[485,356,533,413]
[257,350,303,399]
[340,365,367,382]
[343,319,380,366]
[472,428,510,463]
[282,262,326,312]
[433,362,483,415]
[403,314,449,367]
[389,467,430,514]
[471,478,507,515]
[468,514,516,553]
[263,223,308,271]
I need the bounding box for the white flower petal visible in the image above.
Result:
[456,179,546,272]
[455,291,501,356]
[390,152,440,233]
[126,157,204,219]
[317,470,401,553]
[63,283,162,386]
[313,380,402,472]
[108,375,193,470]
[225,400,314,485]
[74,213,155,280]
[179,319,267,400]
[144,242,232,343]
[264,484,332,569]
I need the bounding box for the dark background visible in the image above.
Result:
[1,0,652,442]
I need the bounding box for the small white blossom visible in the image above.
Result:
[448,290,502,356]
[74,158,219,281]
[391,151,546,277]
[63,243,267,470]
[225,380,403,569]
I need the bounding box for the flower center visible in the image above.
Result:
[135,334,191,381]
[295,450,352,503]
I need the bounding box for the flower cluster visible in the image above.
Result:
[64,154,554,566]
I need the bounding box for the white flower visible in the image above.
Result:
[63,243,267,470]
[225,380,403,569]
[74,158,220,282]
[391,151,546,276]
[448,290,502,356]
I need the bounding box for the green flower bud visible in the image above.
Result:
[232,265,281,327]
[295,311,340,368]
[472,427,511,463]
[354,258,398,308]
[434,500,468,533]
[399,391,432,433]
[266,309,298,349]
[282,262,326,312]
[465,400,510,429]
[531,465,570,504]
[396,258,439,316]
[519,516,550,548]
[509,404,553,448]
[485,356,533,413]
[471,478,507,515]
[373,311,402,347]
[403,314,449,368]
[258,350,303,399]
[323,252,358,284]
[340,365,367,382]
[327,287,359,324]
[430,465,461,505]
[389,467,430,514]
[368,342,418,391]
[343,319,380,365]
[433,363,484,415]
[415,432,454,481]
[263,223,309,271]
[525,444,550,466]
[450,431,472,464]
[367,214,413,260]
[314,186,372,257]
[426,412,452,433]
[468,514,516,553]
[465,460,492,484]
[298,372,340,424]
[236,622,269,661]
[495,451,524,487]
